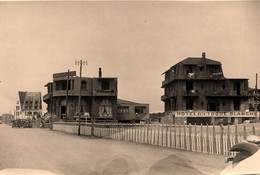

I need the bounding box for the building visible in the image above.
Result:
[15,91,42,119]
[117,99,149,123]
[43,68,118,122]
[161,53,254,125]
[2,113,14,124]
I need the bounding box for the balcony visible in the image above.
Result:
[53,90,92,97]
[93,89,117,96]
[184,73,198,79]
[161,95,168,101]
[205,90,249,97]
[43,93,53,101]
[209,72,224,78]
[182,90,198,96]
[161,91,177,101]
[162,76,175,87]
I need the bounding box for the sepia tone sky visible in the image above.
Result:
[0,1,259,115]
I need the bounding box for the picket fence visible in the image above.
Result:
[53,122,259,155]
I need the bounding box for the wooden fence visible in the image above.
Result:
[53,122,259,155]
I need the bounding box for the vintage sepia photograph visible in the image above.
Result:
[0,1,260,175]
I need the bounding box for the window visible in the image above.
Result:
[186,99,193,110]
[222,84,226,90]
[234,100,240,111]
[29,101,33,109]
[223,101,226,107]
[34,101,38,109]
[199,67,203,71]
[135,107,146,114]
[16,106,19,110]
[25,101,28,109]
[118,106,129,114]
[81,81,87,90]
[55,80,68,91]
[102,80,109,90]
[99,99,113,118]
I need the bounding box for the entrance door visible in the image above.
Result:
[61,106,66,119]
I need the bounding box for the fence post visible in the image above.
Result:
[150,123,153,145]
[235,124,238,144]
[213,124,216,154]
[252,125,256,135]
[194,124,197,151]
[220,124,224,155]
[135,123,137,143]
[179,124,181,149]
[227,124,231,154]
[243,125,247,140]
[157,123,160,146]
[184,124,187,150]
[206,124,209,153]
[146,123,149,144]
[162,124,164,146]
[201,124,203,152]
[143,124,145,143]
[174,124,176,148]
[170,124,172,148]
[166,124,168,147]
[153,124,156,145]
[189,124,192,151]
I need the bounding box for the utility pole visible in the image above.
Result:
[65,69,70,122]
[75,60,87,135]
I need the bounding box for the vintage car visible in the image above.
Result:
[221,135,260,175]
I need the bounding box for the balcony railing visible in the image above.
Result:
[94,89,117,96]
[209,72,223,78]
[205,90,248,96]
[182,90,198,96]
[161,91,177,101]
[43,93,53,101]
[162,76,175,87]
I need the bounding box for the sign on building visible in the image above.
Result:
[53,71,76,78]
[174,111,257,118]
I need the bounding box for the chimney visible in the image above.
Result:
[99,68,102,78]
[202,52,206,64]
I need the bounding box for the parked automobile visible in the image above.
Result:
[221,135,260,175]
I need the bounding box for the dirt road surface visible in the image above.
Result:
[0,124,228,175]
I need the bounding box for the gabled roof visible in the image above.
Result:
[18,91,42,110]
[180,57,221,65]
[18,91,27,106]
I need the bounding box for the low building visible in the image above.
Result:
[117,99,149,123]
[2,113,14,124]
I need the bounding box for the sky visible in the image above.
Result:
[0,1,259,115]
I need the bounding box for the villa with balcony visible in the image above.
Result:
[43,68,118,122]
[161,53,252,125]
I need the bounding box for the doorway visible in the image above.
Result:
[61,106,66,119]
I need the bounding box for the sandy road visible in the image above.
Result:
[0,124,228,175]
